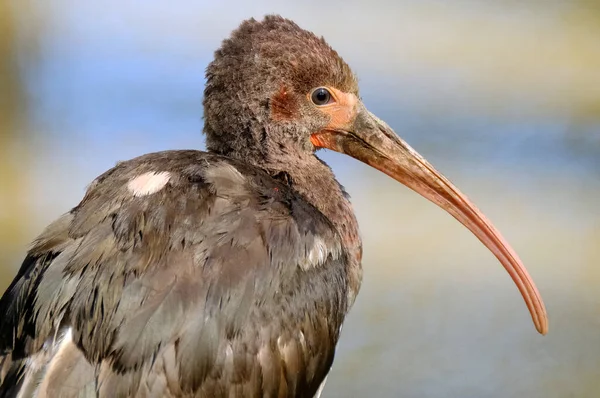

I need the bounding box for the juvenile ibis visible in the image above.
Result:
[0,15,547,398]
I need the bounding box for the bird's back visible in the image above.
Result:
[0,150,351,397]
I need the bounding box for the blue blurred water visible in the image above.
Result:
[18,1,599,182]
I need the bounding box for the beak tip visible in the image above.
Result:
[534,311,549,335]
[537,321,548,336]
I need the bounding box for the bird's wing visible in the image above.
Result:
[0,150,348,398]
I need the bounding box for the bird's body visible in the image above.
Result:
[0,15,547,398]
[0,150,358,397]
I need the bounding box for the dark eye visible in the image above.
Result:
[311,87,333,106]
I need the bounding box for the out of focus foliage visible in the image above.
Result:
[0,0,29,290]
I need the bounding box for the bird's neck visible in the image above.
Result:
[219,145,361,251]
[267,154,357,237]
[213,144,363,305]
[263,152,363,304]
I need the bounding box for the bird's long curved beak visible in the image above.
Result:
[311,103,548,335]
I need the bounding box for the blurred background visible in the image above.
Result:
[1,0,599,396]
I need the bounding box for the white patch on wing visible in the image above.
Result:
[127,171,171,197]
[300,235,341,270]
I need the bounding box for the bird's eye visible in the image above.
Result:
[311,87,333,106]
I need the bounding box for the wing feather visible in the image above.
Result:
[0,151,348,397]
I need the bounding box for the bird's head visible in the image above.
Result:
[203,15,358,160]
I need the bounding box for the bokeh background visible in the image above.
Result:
[1,1,599,397]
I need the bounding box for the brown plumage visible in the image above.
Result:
[0,15,547,398]
[0,151,349,397]
[204,16,357,161]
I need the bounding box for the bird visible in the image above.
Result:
[0,15,547,398]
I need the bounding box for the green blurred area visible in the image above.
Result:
[0,1,599,397]
[0,0,29,291]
